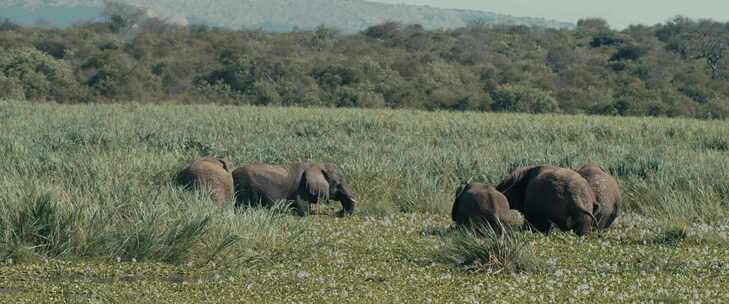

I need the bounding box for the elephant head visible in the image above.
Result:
[300,163,357,216]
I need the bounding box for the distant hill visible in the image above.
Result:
[0,0,573,32]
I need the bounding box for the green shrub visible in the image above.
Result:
[1,17,729,118]
[0,47,83,101]
[491,84,560,114]
[437,226,542,274]
[0,74,25,100]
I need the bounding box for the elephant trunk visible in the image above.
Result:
[336,185,356,216]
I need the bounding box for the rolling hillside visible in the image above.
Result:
[0,0,573,31]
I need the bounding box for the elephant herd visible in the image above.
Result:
[456,164,621,236]
[177,156,620,236]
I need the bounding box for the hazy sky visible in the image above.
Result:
[373,0,727,28]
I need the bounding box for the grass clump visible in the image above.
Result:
[652,226,688,245]
[438,226,542,274]
[0,193,76,260]
[609,154,664,179]
[701,136,729,151]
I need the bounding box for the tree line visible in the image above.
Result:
[1,12,729,119]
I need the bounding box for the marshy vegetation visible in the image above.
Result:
[0,101,727,302]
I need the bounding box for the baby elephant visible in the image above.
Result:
[575,164,621,230]
[451,183,521,232]
[232,162,356,216]
[176,156,234,204]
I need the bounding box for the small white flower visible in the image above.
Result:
[296,271,311,279]
[472,284,482,293]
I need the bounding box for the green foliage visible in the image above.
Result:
[83,50,162,100]
[577,18,611,36]
[491,84,560,113]
[102,0,146,33]
[0,74,25,100]
[0,47,83,101]
[1,16,729,119]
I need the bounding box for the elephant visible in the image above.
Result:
[496,165,597,236]
[176,156,234,204]
[452,182,522,232]
[232,163,356,216]
[575,164,621,230]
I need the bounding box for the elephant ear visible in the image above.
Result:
[301,168,330,201]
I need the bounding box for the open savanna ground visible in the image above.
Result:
[0,100,728,303]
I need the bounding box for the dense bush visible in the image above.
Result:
[491,85,560,114]
[0,47,85,101]
[1,15,729,119]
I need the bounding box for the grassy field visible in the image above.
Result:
[1,100,728,303]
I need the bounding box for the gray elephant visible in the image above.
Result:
[176,156,234,204]
[232,163,356,216]
[575,164,621,230]
[496,165,597,236]
[452,182,522,232]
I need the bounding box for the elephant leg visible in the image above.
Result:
[484,215,505,234]
[234,193,252,209]
[600,203,620,230]
[524,212,552,234]
[293,197,311,216]
[553,218,571,232]
[235,186,259,209]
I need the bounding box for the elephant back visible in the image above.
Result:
[496,165,557,212]
[232,164,294,206]
[523,167,596,235]
[529,168,595,211]
[452,183,510,230]
[178,157,234,204]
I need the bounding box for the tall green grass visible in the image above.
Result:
[1,100,728,263]
[436,226,543,274]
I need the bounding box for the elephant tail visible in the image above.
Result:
[570,206,599,236]
[577,207,599,230]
